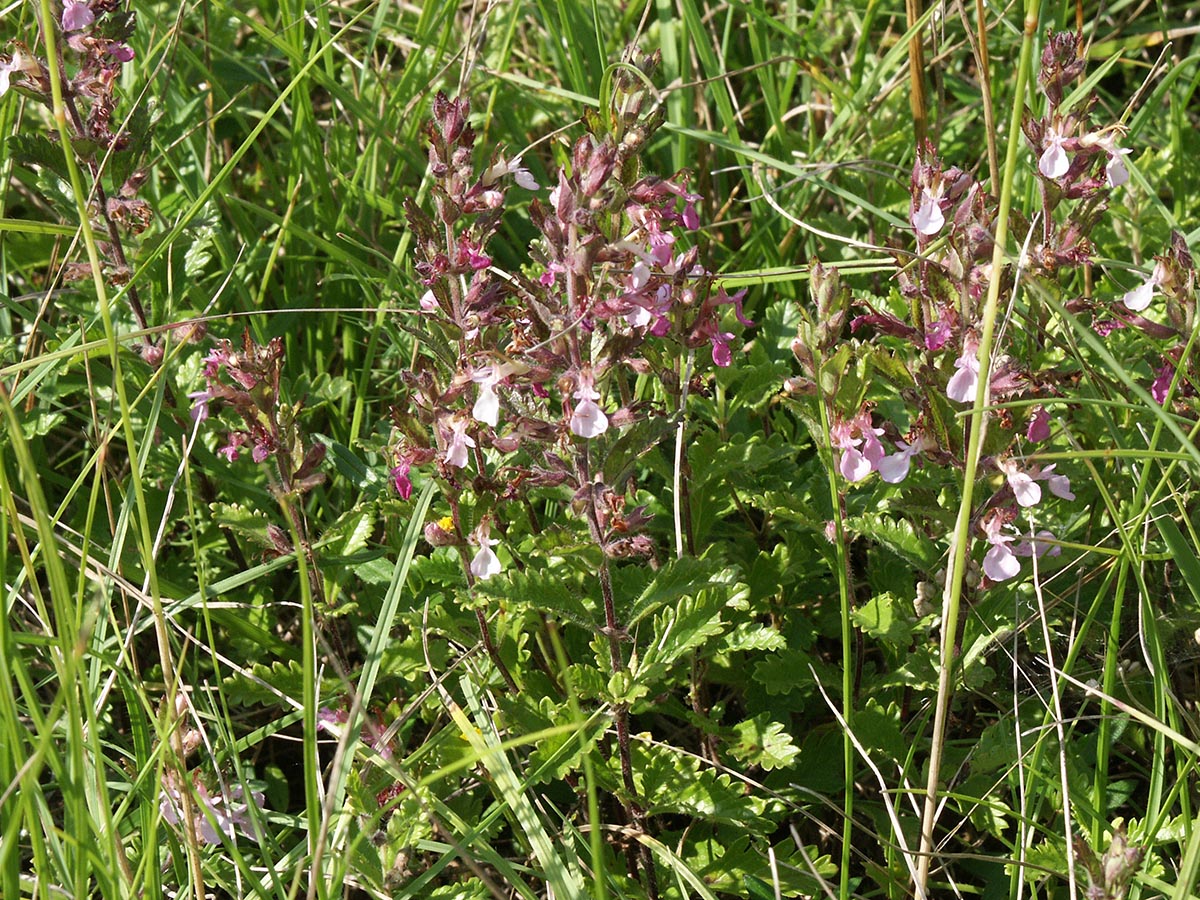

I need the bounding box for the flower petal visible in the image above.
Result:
[570,399,609,438]
[983,544,1021,581]
[912,190,945,236]
[1122,276,1156,312]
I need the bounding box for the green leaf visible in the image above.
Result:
[851,592,914,643]
[209,501,277,548]
[621,742,771,828]
[320,504,376,558]
[473,567,599,631]
[728,714,801,770]
[7,134,71,182]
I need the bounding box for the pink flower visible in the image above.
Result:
[569,373,608,438]
[188,390,212,423]
[1105,147,1132,188]
[1026,407,1051,443]
[981,512,1021,581]
[1122,263,1163,312]
[831,411,885,482]
[1039,126,1070,179]
[946,339,980,403]
[710,331,735,367]
[106,42,135,63]
[390,461,413,500]
[925,319,951,351]
[469,520,502,580]
[912,187,945,236]
[61,0,95,32]
[877,433,930,484]
[1151,363,1175,405]
[444,418,476,468]
[471,366,502,427]
[217,433,247,462]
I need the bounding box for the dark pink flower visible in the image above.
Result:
[1151,363,1175,405]
[925,319,951,351]
[710,331,734,367]
[390,461,413,499]
[1026,407,1051,442]
[61,0,94,32]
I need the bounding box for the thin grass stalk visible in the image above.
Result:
[815,393,854,900]
[914,0,1039,893]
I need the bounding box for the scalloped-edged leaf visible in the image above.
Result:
[623,555,731,627]
[728,714,800,770]
[222,658,314,706]
[320,505,376,558]
[634,569,749,687]
[851,592,914,643]
[210,501,276,547]
[617,742,772,829]
[848,511,940,569]
[7,134,71,181]
[473,566,600,631]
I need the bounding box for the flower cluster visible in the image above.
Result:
[191,331,326,496]
[391,66,750,580]
[2,2,154,336]
[786,32,1184,586]
[159,770,264,846]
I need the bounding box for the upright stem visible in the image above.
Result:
[913,3,1038,895]
[905,0,929,147]
[564,224,658,900]
[817,396,855,900]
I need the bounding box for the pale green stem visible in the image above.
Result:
[816,395,854,900]
[913,1,1039,894]
[37,1,173,894]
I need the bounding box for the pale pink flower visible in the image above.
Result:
[1039,126,1070,179]
[471,366,502,427]
[160,778,265,845]
[469,520,502,580]
[444,418,475,468]
[981,512,1021,581]
[1105,147,1132,188]
[946,339,981,403]
[1035,464,1075,501]
[1015,530,1062,559]
[877,433,931,484]
[912,187,945,236]
[569,373,608,438]
[1122,263,1163,312]
[999,459,1041,508]
[483,156,540,191]
[831,411,885,482]
[0,52,26,98]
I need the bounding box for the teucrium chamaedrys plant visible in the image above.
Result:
[786,26,1198,896]
[386,54,750,892]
